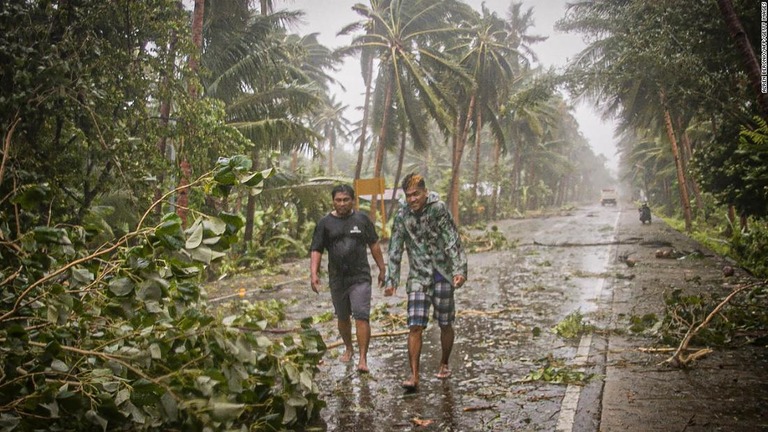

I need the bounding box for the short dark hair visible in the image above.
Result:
[331,184,355,200]
[401,173,426,191]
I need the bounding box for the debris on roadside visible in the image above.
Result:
[461,225,515,252]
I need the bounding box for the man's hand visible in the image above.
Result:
[383,286,396,296]
[377,270,386,288]
[453,274,466,288]
[310,274,321,293]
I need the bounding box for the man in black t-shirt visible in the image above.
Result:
[310,184,386,373]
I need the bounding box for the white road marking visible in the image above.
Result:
[555,210,620,431]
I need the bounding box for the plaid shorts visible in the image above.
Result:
[407,280,455,327]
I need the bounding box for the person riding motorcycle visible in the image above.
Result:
[639,202,651,224]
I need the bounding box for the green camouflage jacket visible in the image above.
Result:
[384,192,467,294]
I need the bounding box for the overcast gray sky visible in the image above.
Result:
[284,0,619,171]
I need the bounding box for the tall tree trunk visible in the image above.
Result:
[388,128,407,220]
[660,91,693,231]
[470,111,484,224]
[491,137,501,219]
[259,0,270,16]
[244,0,274,241]
[154,22,177,214]
[679,126,703,215]
[328,129,335,174]
[448,93,476,225]
[526,162,535,210]
[472,110,483,205]
[716,0,768,117]
[244,148,260,243]
[725,204,737,237]
[369,73,394,224]
[177,0,204,227]
[512,139,522,210]
[355,54,374,179]
[188,0,204,99]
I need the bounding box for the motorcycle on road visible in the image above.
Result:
[639,203,651,224]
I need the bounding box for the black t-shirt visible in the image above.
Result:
[310,211,378,283]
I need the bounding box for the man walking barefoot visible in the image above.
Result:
[310,184,386,373]
[384,173,467,391]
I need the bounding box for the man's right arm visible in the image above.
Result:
[308,219,325,294]
[310,250,322,293]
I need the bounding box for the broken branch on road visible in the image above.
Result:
[532,239,641,247]
[463,404,497,412]
[662,281,766,367]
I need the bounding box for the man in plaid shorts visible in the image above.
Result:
[384,173,467,391]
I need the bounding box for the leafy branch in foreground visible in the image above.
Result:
[661,281,768,367]
[0,156,326,431]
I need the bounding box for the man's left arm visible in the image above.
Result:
[369,241,386,288]
[436,206,467,286]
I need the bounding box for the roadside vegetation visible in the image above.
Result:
[1,0,765,430]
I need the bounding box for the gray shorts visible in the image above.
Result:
[330,280,371,321]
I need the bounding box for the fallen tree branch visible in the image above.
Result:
[638,346,708,353]
[533,239,640,247]
[326,329,410,350]
[662,281,765,367]
[459,308,521,316]
[463,404,496,412]
[208,277,305,304]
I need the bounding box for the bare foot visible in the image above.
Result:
[339,350,353,362]
[435,365,451,379]
[357,363,369,374]
[401,379,418,392]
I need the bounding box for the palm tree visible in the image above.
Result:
[503,2,547,67]
[202,6,328,241]
[337,0,388,180]
[501,80,560,212]
[312,95,352,174]
[443,4,521,223]
[338,0,472,223]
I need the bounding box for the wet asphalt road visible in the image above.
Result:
[306,204,622,431]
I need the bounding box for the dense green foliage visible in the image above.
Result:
[0,157,326,430]
[0,1,327,430]
[695,117,768,220]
